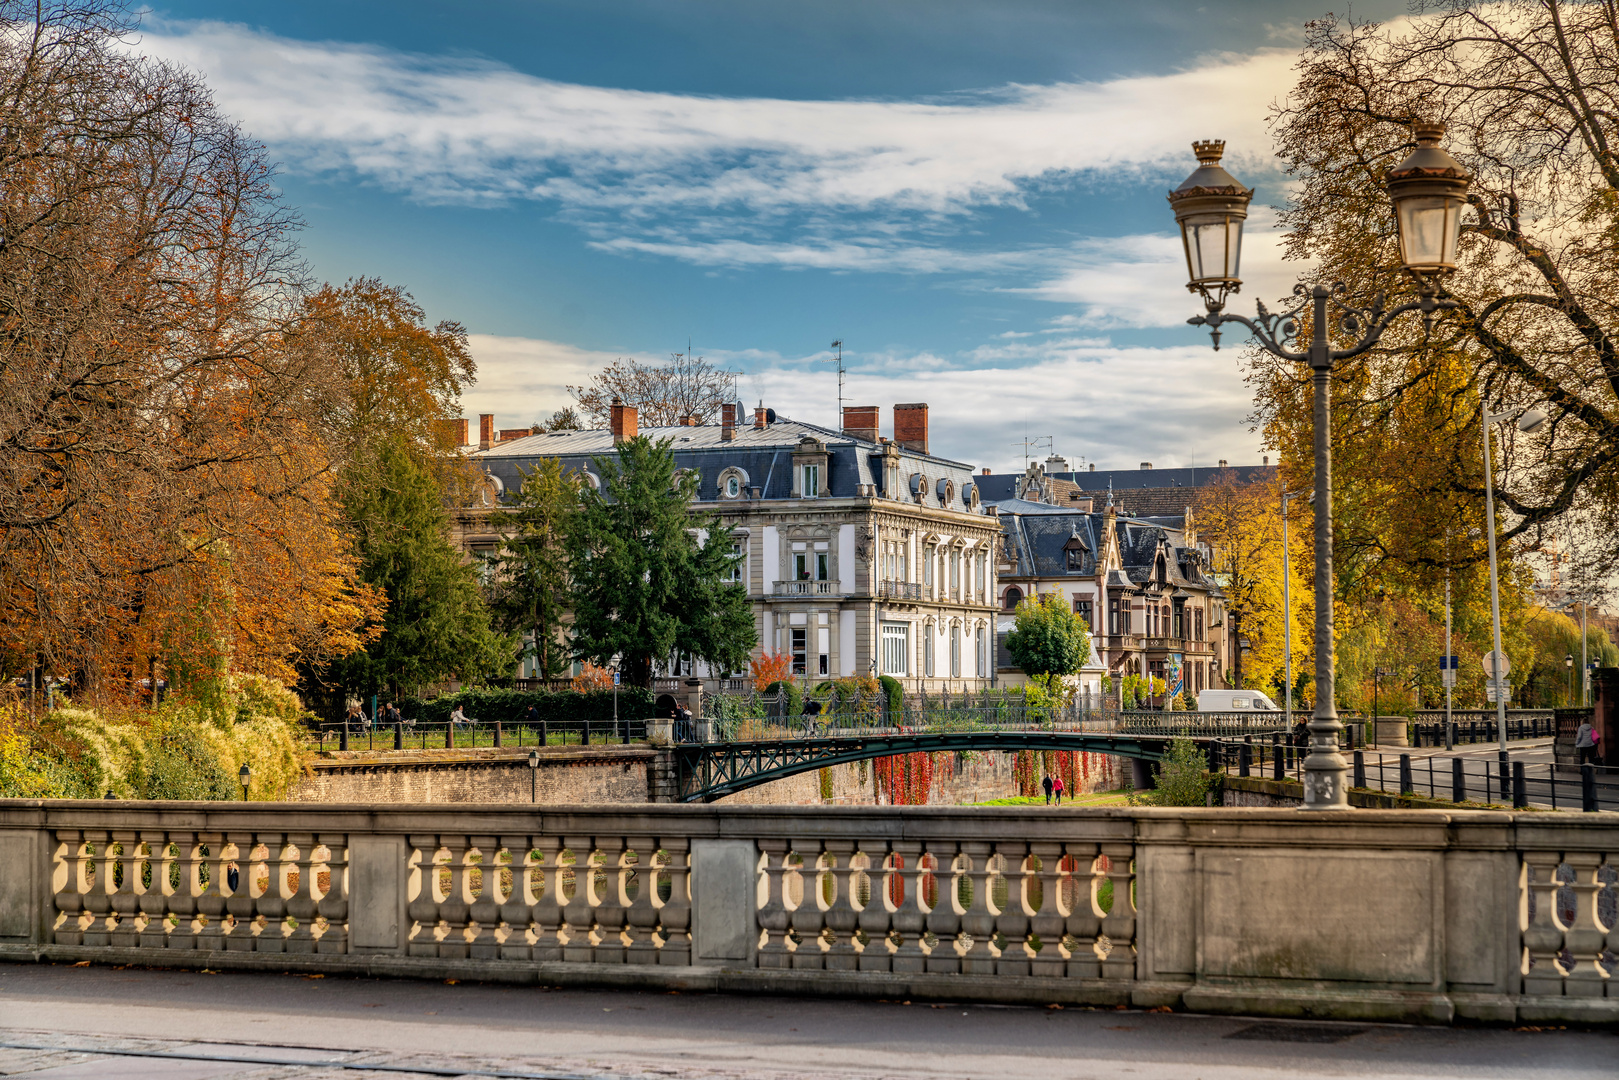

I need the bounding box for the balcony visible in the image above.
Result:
[774,579,839,597]
[878,580,924,601]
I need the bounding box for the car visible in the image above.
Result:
[1197,689,1281,712]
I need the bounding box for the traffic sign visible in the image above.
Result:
[1481,650,1511,677]
[1441,668,1456,688]
[1438,655,1460,670]
[613,671,620,686]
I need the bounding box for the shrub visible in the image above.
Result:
[879,675,904,718]
[763,680,802,719]
[398,686,654,728]
[1135,738,1210,807]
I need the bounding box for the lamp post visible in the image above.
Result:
[238,763,252,802]
[1169,123,1472,808]
[527,749,539,804]
[1482,405,1545,752]
[1567,653,1575,704]
[1280,489,1306,723]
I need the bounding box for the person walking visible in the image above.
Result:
[1052,774,1065,805]
[1575,718,1600,766]
[344,701,364,732]
[1041,774,1054,805]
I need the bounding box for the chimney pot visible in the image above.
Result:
[1140,462,1152,470]
[1218,458,1228,469]
[893,402,929,455]
[1263,454,1270,465]
[610,398,638,442]
[981,467,990,476]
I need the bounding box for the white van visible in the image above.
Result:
[1197,689,1281,712]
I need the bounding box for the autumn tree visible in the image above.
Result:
[568,353,739,427]
[1261,2,1619,594]
[566,436,755,687]
[488,458,578,679]
[0,0,377,699]
[1004,591,1091,700]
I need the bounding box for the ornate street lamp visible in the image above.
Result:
[238,762,252,801]
[1169,123,1471,809]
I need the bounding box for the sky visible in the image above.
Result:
[140,0,1412,472]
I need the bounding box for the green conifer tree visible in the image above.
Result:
[489,458,578,679]
[566,436,755,687]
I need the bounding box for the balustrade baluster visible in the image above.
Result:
[593,835,628,964]
[253,835,292,952]
[52,830,89,946]
[888,840,927,973]
[822,839,860,971]
[657,837,692,966]
[316,834,350,955]
[790,840,828,969]
[193,833,228,951]
[137,830,172,949]
[959,840,998,974]
[994,841,1032,976]
[436,837,474,959]
[923,842,963,974]
[1560,851,1608,997]
[108,829,141,947]
[622,836,660,964]
[529,836,565,962]
[1098,843,1135,980]
[756,839,792,969]
[1521,851,1565,995]
[284,833,321,953]
[222,834,261,951]
[856,841,893,972]
[497,836,536,961]
[467,835,502,959]
[1064,843,1102,979]
[79,830,114,947]
[1028,842,1065,977]
[561,837,597,961]
[405,835,443,958]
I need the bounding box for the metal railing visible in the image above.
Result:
[313,718,645,752]
[878,580,923,600]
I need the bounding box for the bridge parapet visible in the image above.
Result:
[1,801,1614,1024]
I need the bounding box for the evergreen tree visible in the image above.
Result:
[489,458,578,679]
[567,436,754,687]
[330,439,514,700]
[1005,591,1091,699]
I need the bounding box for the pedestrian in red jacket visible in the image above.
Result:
[1052,774,1065,805]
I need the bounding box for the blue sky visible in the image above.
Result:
[143,1,1409,471]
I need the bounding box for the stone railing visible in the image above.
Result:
[775,580,838,597]
[1,802,1614,1024]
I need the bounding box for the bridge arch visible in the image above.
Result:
[673,730,1208,803]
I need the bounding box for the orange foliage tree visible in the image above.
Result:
[750,651,792,691]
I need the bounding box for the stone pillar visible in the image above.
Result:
[1373,715,1410,748]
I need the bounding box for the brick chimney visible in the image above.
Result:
[754,406,768,430]
[841,405,879,443]
[981,467,990,475]
[1218,458,1228,468]
[610,398,637,442]
[478,414,495,450]
[498,428,529,442]
[721,403,737,442]
[437,417,469,447]
[677,415,696,427]
[893,402,928,454]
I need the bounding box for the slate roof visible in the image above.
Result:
[994,505,1216,594]
[1054,464,1277,491]
[471,416,991,512]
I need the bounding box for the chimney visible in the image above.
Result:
[754,406,768,430]
[478,414,495,450]
[1070,494,1094,512]
[1263,454,1270,466]
[437,417,469,448]
[1218,458,1228,469]
[721,402,737,442]
[842,405,879,443]
[981,467,990,476]
[610,398,637,442]
[678,415,696,427]
[498,428,529,442]
[1088,463,1096,472]
[1140,462,1152,470]
[893,402,928,454]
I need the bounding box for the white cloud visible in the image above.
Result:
[463,333,1266,472]
[136,18,1300,303]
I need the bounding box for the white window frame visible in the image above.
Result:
[801,463,821,498]
[881,622,910,677]
[950,624,961,678]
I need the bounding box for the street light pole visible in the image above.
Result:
[1168,124,1472,809]
[1281,491,1293,724]
[1481,406,1545,752]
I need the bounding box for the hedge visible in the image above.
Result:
[397,687,655,727]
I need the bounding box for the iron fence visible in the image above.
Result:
[312,717,645,752]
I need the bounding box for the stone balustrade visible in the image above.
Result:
[1,802,1615,1024]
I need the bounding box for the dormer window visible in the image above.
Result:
[725,475,740,498]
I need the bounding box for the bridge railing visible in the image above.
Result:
[5,800,1614,1023]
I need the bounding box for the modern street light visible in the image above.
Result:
[1482,405,1545,752]
[1170,123,1471,808]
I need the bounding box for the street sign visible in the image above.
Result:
[1438,655,1460,670]
[1441,668,1456,688]
[613,671,620,686]
[1481,650,1511,677]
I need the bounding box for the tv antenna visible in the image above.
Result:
[822,340,846,426]
[1011,434,1053,468]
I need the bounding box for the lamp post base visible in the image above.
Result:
[1301,720,1350,809]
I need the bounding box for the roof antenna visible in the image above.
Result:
[821,340,845,427]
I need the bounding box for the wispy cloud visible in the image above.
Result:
[139,19,1298,304]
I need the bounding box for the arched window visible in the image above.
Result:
[1003,586,1023,611]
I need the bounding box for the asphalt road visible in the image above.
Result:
[0,964,1612,1079]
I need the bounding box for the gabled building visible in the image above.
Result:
[988,494,1231,705]
[454,401,1001,692]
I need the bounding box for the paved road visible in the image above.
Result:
[0,964,1612,1079]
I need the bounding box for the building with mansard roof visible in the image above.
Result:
[451,402,1001,693]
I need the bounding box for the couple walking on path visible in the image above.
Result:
[1041,774,1065,805]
